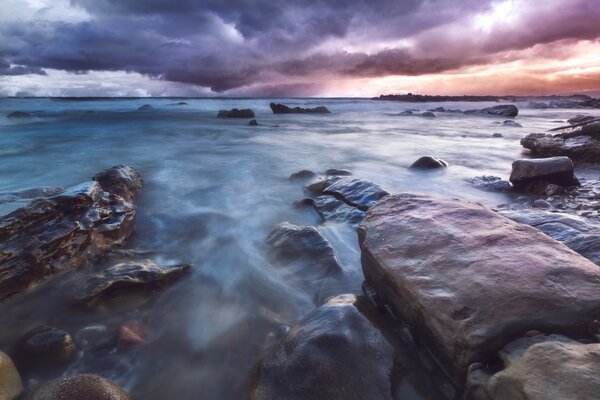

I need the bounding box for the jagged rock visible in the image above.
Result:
[29,374,129,400]
[7,111,31,118]
[465,105,519,118]
[358,194,600,381]
[15,326,75,369]
[249,294,395,400]
[270,103,330,114]
[248,119,259,126]
[323,177,389,211]
[468,335,600,400]
[409,156,448,169]
[502,120,522,127]
[0,166,142,301]
[137,104,153,111]
[0,352,22,400]
[467,176,512,192]
[311,195,365,225]
[324,168,352,176]
[72,259,191,306]
[509,157,579,191]
[217,108,255,118]
[289,170,316,181]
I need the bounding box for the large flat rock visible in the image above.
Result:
[358,194,600,381]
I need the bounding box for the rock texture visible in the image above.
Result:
[0,166,142,301]
[29,374,129,400]
[270,103,330,114]
[323,177,389,211]
[217,108,255,118]
[0,352,22,400]
[465,105,519,118]
[358,194,600,381]
[509,157,579,189]
[249,294,395,400]
[409,156,449,169]
[15,325,75,369]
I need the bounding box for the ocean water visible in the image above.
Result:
[0,97,599,399]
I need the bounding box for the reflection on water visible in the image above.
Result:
[0,98,598,399]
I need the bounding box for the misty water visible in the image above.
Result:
[1,98,599,399]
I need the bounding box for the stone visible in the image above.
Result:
[248,119,259,126]
[409,156,449,169]
[532,199,551,209]
[492,133,502,138]
[217,108,255,118]
[311,195,365,225]
[421,111,436,118]
[465,105,519,118]
[289,170,316,181]
[358,193,600,380]
[398,110,413,115]
[137,104,153,111]
[0,166,142,301]
[29,374,129,400]
[324,168,352,176]
[7,111,31,118]
[0,187,64,204]
[467,176,512,192]
[567,115,596,125]
[323,177,389,210]
[509,157,579,189]
[249,294,395,400]
[269,103,331,114]
[502,120,522,127]
[16,326,75,369]
[72,259,191,306]
[117,321,147,351]
[528,102,548,109]
[468,335,600,400]
[175,102,188,105]
[0,352,22,400]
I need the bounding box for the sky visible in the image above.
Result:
[1,0,599,97]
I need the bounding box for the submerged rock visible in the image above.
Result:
[15,325,75,369]
[249,294,396,400]
[467,176,512,192]
[217,108,255,118]
[289,169,316,181]
[248,119,259,126]
[409,156,448,169]
[465,105,519,118]
[29,374,129,400]
[0,352,22,400]
[323,177,389,211]
[567,114,596,124]
[311,195,365,225]
[72,259,191,306]
[324,168,352,176]
[359,194,600,381]
[117,321,147,351]
[509,157,579,191]
[492,133,503,138]
[502,120,522,127]
[0,187,64,204]
[137,104,153,111]
[0,166,142,301]
[270,103,330,114]
[421,111,436,118]
[7,111,31,118]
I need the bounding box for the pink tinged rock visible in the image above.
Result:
[117,322,147,351]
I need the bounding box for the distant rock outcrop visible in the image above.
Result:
[465,105,519,118]
[217,108,255,118]
[270,103,331,114]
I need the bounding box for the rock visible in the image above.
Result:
[72,259,191,306]
[248,119,259,126]
[467,176,512,192]
[311,195,365,225]
[29,374,129,400]
[269,103,331,114]
[502,120,522,127]
[509,157,579,190]
[532,199,551,209]
[249,294,395,400]
[117,321,147,351]
[304,177,339,196]
[289,170,316,181]
[324,168,352,176]
[528,102,549,109]
[468,335,600,400]
[7,111,31,118]
[137,104,153,111]
[409,156,449,169]
[421,111,436,117]
[0,187,64,204]
[0,166,142,301]
[358,193,600,380]
[323,177,389,211]
[217,108,255,118]
[568,115,596,124]
[429,107,446,112]
[16,326,75,369]
[465,105,519,118]
[175,102,188,105]
[492,133,502,138]
[398,110,413,115]
[0,352,22,400]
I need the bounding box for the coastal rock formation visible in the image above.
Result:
[72,259,191,306]
[0,165,142,301]
[15,325,75,369]
[7,111,31,118]
[0,352,22,400]
[270,103,330,114]
[509,157,579,191]
[249,294,395,400]
[409,156,448,169]
[467,335,600,400]
[358,194,600,381]
[465,105,519,118]
[311,195,365,225]
[29,374,129,400]
[0,187,64,204]
[520,118,600,162]
[217,108,255,118]
[323,177,389,210]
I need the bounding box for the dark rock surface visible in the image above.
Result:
[324,168,352,176]
[248,119,258,126]
[270,103,330,114]
[323,177,389,211]
[0,166,142,301]
[509,157,579,190]
[15,325,75,369]
[466,176,512,192]
[29,374,129,400]
[359,193,600,381]
[311,195,365,225]
[465,105,519,118]
[289,170,316,181]
[7,111,31,118]
[217,108,255,118]
[0,187,65,205]
[409,156,449,169]
[502,120,522,127]
[568,115,596,124]
[421,111,436,117]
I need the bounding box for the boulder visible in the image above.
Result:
[72,259,191,306]
[567,115,596,124]
[29,374,129,400]
[324,168,352,176]
[0,352,22,400]
[398,110,413,116]
[468,335,600,400]
[358,194,600,381]
[467,176,512,192]
[0,166,142,301]
[421,111,436,118]
[311,195,365,225]
[15,326,75,369]
[289,170,316,181]
[528,102,548,109]
[269,103,330,114]
[137,104,153,111]
[492,133,502,138]
[7,111,31,118]
[409,156,448,169]
[248,119,259,126]
[509,157,579,190]
[249,294,395,400]
[217,108,255,118]
[323,177,389,211]
[465,105,519,118]
[502,120,522,127]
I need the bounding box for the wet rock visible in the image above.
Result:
[398,110,413,115]
[409,156,449,169]
[323,177,389,210]
[29,374,129,400]
[137,104,153,111]
[289,170,316,181]
[532,199,551,209]
[502,120,522,127]
[7,111,31,118]
[248,119,258,126]
[324,168,352,176]
[249,294,395,400]
[117,321,147,351]
[175,102,188,105]
[429,107,446,112]
[0,351,22,400]
[568,114,596,124]
[509,157,579,190]
[465,105,519,118]
[528,102,548,109]
[0,187,64,204]
[72,259,191,306]
[16,326,75,369]
[217,108,255,118]
[492,133,502,138]
[359,193,600,380]
[467,176,512,192]
[304,178,338,196]
[270,103,331,114]
[421,111,436,118]
[468,335,600,400]
[0,166,142,301]
[312,195,365,225]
